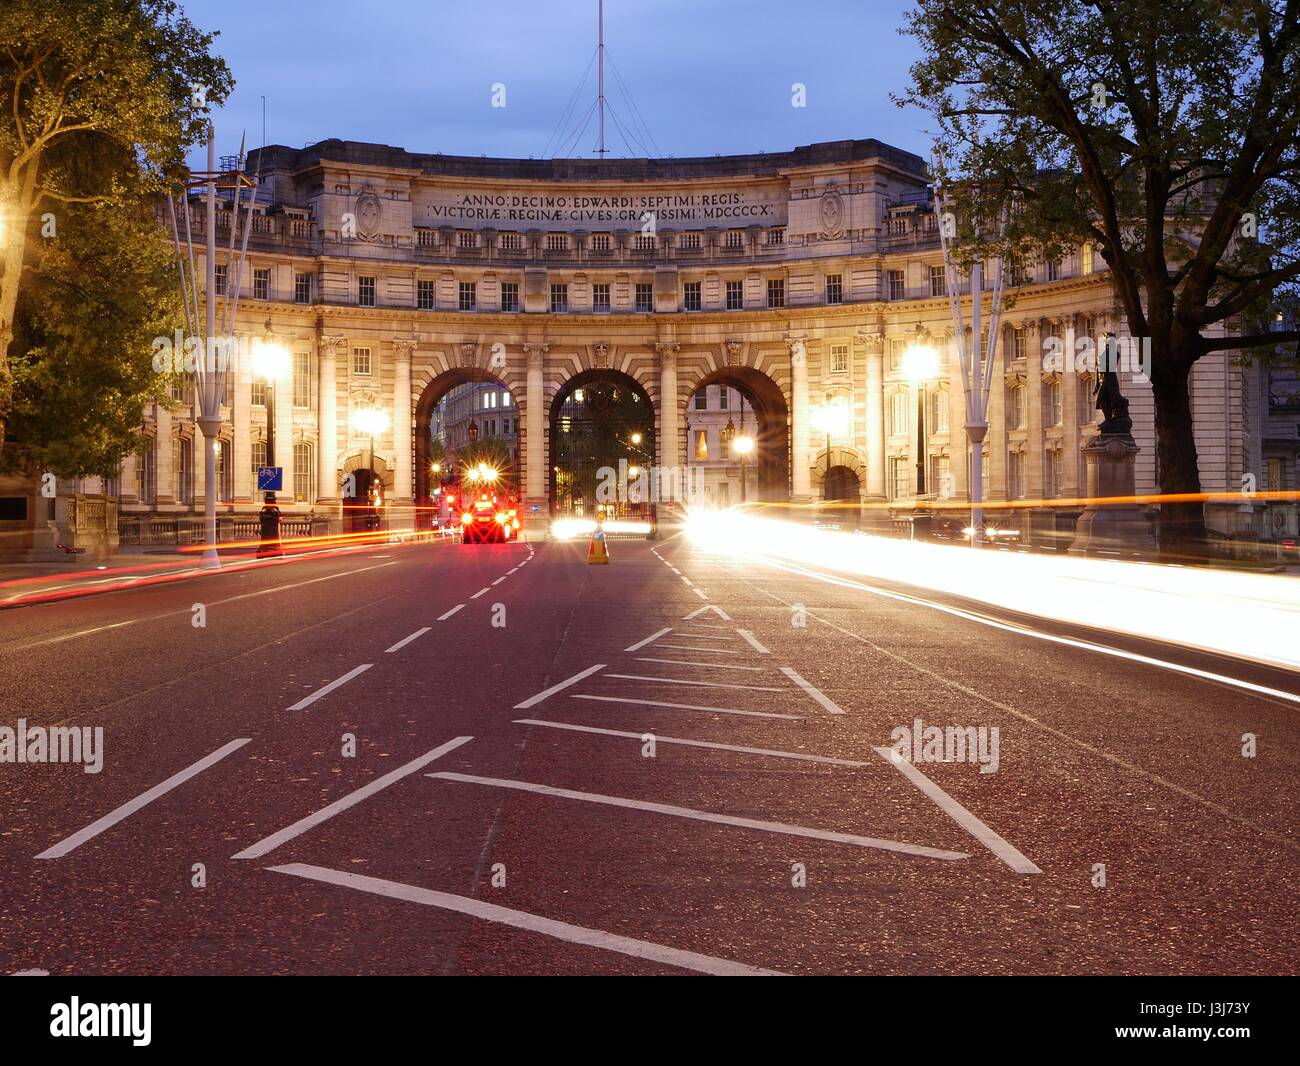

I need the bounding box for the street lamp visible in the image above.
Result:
[732,432,754,502]
[902,323,940,497]
[352,407,390,528]
[251,322,291,485]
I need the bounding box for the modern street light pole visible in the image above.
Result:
[933,158,1007,546]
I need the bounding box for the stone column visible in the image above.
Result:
[1025,319,1046,501]
[524,342,548,535]
[656,342,681,471]
[861,333,886,499]
[233,336,253,505]
[155,404,174,505]
[317,335,342,504]
[789,339,812,501]
[1062,315,1083,496]
[392,339,415,508]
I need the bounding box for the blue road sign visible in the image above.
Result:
[257,466,284,491]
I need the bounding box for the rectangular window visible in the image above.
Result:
[1048,449,1064,496]
[417,279,435,310]
[253,268,270,301]
[550,284,568,313]
[890,391,909,435]
[887,270,905,301]
[718,388,729,411]
[683,281,701,311]
[353,347,372,376]
[934,456,953,499]
[294,272,311,304]
[1046,379,1063,426]
[358,276,376,307]
[766,279,785,308]
[694,430,708,461]
[695,391,708,410]
[251,440,267,479]
[294,442,314,503]
[930,265,946,298]
[173,437,191,504]
[500,282,520,312]
[590,233,610,252]
[1012,328,1027,362]
[826,273,843,305]
[831,343,849,373]
[251,377,266,407]
[635,283,654,312]
[213,263,227,296]
[293,349,311,408]
[459,281,477,311]
[592,283,611,312]
[890,457,910,500]
[725,280,743,310]
[1009,450,1027,499]
[1046,260,1060,282]
[1082,242,1094,274]
[1007,385,1026,430]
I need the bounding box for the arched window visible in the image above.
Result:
[889,391,909,436]
[217,439,233,501]
[294,442,315,502]
[173,437,192,504]
[251,440,267,478]
[931,390,949,434]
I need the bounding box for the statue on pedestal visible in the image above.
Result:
[1094,369,1133,435]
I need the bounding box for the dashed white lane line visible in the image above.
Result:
[232,737,473,860]
[681,623,732,632]
[691,588,709,599]
[873,747,1042,874]
[491,576,508,586]
[288,663,373,711]
[656,643,745,655]
[571,694,803,720]
[507,567,519,574]
[37,738,252,859]
[470,587,491,599]
[429,772,969,862]
[625,627,673,652]
[736,629,771,654]
[268,863,784,976]
[780,667,847,715]
[385,627,431,653]
[516,719,867,767]
[606,673,784,692]
[437,603,465,621]
[671,633,736,642]
[514,664,607,709]
[635,657,766,672]
[680,576,695,587]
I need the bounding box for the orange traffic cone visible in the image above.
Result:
[587,527,610,565]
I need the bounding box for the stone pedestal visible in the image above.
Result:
[1069,434,1155,556]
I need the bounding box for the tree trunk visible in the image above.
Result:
[1150,361,1208,559]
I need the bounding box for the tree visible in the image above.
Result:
[3,185,179,477]
[0,0,232,456]
[899,0,1300,552]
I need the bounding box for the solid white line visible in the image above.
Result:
[761,557,1300,707]
[437,603,465,621]
[683,605,732,621]
[232,737,473,860]
[668,633,736,642]
[37,738,252,859]
[268,863,784,976]
[287,663,373,711]
[606,673,784,692]
[656,643,745,655]
[872,746,1042,874]
[635,657,765,672]
[516,719,869,766]
[680,623,733,631]
[737,629,771,654]
[780,667,846,715]
[571,694,803,720]
[470,587,490,599]
[624,627,673,652]
[514,664,607,709]
[429,772,968,862]
[385,627,431,653]
[491,577,508,586]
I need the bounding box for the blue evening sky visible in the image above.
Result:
[179,0,931,165]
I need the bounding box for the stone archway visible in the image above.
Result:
[549,368,656,518]
[413,367,518,528]
[683,365,791,502]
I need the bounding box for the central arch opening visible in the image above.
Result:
[415,369,519,529]
[684,368,790,505]
[549,369,655,519]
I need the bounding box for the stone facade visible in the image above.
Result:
[5,136,1284,554]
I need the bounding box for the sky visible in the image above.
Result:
[179,0,932,166]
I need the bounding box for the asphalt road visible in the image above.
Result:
[0,531,1296,975]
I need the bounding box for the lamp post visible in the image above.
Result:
[732,433,754,502]
[253,321,290,477]
[902,323,940,498]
